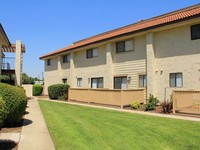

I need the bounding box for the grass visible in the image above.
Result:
[39,100,200,150]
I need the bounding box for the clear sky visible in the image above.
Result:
[0,0,199,78]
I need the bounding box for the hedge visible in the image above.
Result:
[0,83,28,127]
[48,84,69,100]
[33,84,43,96]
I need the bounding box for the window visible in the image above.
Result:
[191,24,200,40]
[114,76,127,89]
[77,78,82,87]
[116,40,134,53]
[47,59,51,66]
[63,54,70,63]
[170,73,183,87]
[91,77,103,88]
[86,48,98,58]
[139,75,147,87]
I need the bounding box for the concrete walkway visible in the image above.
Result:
[40,98,200,122]
[18,98,55,150]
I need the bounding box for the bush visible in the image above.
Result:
[145,94,159,111]
[131,101,140,109]
[33,84,43,96]
[160,100,173,113]
[0,83,28,127]
[48,84,69,100]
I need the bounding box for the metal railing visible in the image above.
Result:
[1,57,15,70]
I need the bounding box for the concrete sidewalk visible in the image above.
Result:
[18,98,55,150]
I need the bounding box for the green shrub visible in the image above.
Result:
[145,94,159,111]
[131,101,140,109]
[33,84,43,96]
[0,83,28,127]
[48,84,69,100]
[160,100,173,113]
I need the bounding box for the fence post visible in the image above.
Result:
[172,92,176,113]
[120,90,123,109]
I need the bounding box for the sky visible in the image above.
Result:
[0,0,199,78]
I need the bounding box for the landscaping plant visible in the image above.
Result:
[33,84,43,96]
[48,84,69,100]
[145,94,159,111]
[131,101,140,109]
[0,83,28,127]
[160,100,173,113]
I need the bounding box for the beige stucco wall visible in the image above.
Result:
[44,57,63,94]
[22,84,33,97]
[43,19,200,100]
[154,23,200,101]
[113,36,146,89]
[74,45,107,88]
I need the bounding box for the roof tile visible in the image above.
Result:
[40,4,200,59]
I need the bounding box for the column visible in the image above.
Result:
[0,39,2,82]
[146,33,155,98]
[57,56,63,78]
[106,43,113,89]
[15,40,22,86]
[69,53,76,87]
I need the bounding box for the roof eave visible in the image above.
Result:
[0,23,11,46]
[40,14,200,60]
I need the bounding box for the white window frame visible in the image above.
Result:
[139,75,147,87]
[63,54,70,63]
[77,78,82,87]
[86,48,98,58]
[170,73,183,87]
[91,77,103,89]
[116,40,134,53]
[114,76,127,89]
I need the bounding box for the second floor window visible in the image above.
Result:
[63,54,70,63]
[191,24,200,40]
[170,73,183,87]
[47,59,51,66]
[116,40,134,53]
[86,48,98,58]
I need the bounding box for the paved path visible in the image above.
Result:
[18,98,55,150]
[40,98,200,122]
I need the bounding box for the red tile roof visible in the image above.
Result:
[40,4,200,59]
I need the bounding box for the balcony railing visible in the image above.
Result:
[1,57,15,70]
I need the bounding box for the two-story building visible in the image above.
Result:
[40,4,200,102]
[0,23,25,86]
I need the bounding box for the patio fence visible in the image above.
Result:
[173,90,200,113]
[69,88,145,108]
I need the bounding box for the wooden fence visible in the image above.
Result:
[69,88,145,108]
[173,90,200,113]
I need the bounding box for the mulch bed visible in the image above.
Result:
[0,118,24,150]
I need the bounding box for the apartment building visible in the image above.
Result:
[40,4,200,101]
[0,23,25,86]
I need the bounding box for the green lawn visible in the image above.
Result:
[39,100,200,150]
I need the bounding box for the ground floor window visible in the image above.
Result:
[77,78,82,87]
[114,76,127,89]
[170,73,183,87]
[91,77,103,88]
[139,75,147,87]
